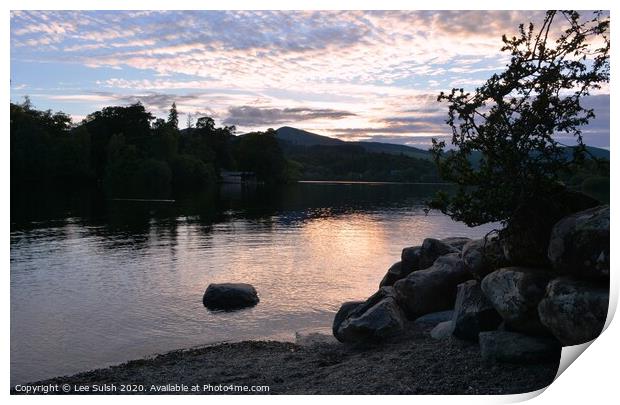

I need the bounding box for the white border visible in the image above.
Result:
[4,1,617,404]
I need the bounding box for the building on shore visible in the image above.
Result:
[219,171,258,184]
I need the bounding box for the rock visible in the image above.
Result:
[333,287,401,342]
[481,267,553,335]
[479,331,561,364]
[419,238,460,268]
[401,237,463,274]
[441,237,471,252]
[295,331,338,346]
[380,261,409,287]
[335,297,406,343]
[414,310,454,326]
[332,301,364,339]
[461,236,506,280]
[431,321,454,340]
[401,246,422,273]
[500,191,600,267]
[548,205,610,280]
[394,253,471,319]
[538,277,609,346]
[452,280,502,341]
[202,283,259,310]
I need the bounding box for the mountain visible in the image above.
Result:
[275,126,432,159]
[275,126,345,147]
[565,146,610,160]
[275,126,610,161]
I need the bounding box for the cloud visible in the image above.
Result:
[223,106,356,126]
[10,11,609,148]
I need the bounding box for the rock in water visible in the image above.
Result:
[203,283,259,310]
[548,205,610,280]
[335,297,405,343]
[394,253,471,319]
[538,277,609,346]
[461,236,506,280]
[479,331,561,364]
[452,280,502,341]
[380,261,408,287]
[481,267,553,335]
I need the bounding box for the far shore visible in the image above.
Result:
[13,323,559,395]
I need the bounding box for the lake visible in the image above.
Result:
[10,182,497,385]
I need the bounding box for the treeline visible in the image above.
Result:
[281,143,441,183]
[10,100,290,196]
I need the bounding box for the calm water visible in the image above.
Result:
[10,182,497,385]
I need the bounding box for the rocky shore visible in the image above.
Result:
[333,205,609,364]
[15,205,609,395]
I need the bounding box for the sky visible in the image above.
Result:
[9,10,610,149]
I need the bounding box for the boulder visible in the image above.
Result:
[452,280,502,341]
[548,205,610,280]
[332,301,364,339]
[335,296,406,343]
[461,236,506,280]
[202,283,259,310]
[414,310,454,326]
[481,267,553,335]
[401,246,422,273]
[419,238,460,268]
[394,253,471,319]
[500,191,600,267]
[538,277,609,346]
[401,237,465,275]
[479,331,561,364]
[430,321,455,340]
[380,261,408,287]
[441,237,471,252]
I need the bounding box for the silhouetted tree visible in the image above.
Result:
[196,116,215,131]
[167,102,179,129]
[235,128,288,183]
[430,10,609,264]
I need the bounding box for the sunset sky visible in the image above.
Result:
[10,10,610,149]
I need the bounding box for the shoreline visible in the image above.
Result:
[13,322,559,395]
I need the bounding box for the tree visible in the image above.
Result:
[167,102,179,129]
[196,116,215,131]
[235,129,288,183]
[186,112,194,129]
[430,10,609,264]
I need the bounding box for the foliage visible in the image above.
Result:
[234,129,289,183]
[170,154,216,190]
[11,100,293,196]
[282,143,441,182]
[167,102,179,129]
[430,10,610,229]
[11,101,92,182]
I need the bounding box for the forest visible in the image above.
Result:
[10,99,444,196]
[10,100,292,196]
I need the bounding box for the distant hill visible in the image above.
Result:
[275,126,345,146]
[275,126,432,159]
[565,146,610,160]
[467,145,610,166]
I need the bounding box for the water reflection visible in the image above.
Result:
[11,182,497,385]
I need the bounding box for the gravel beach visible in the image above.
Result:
[15,323,560,395]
